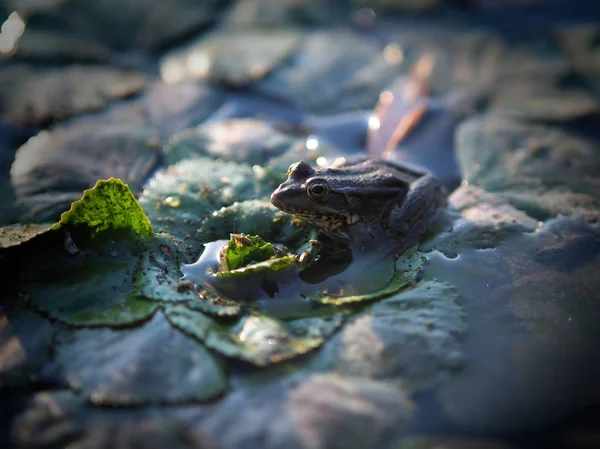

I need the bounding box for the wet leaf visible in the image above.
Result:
[11,391,212,448]
[0,302,60,389]
[160,29,302,86]
[53,178,154,239]
[0,223,53,249]
[55,313,227,405]
[165,305,337,366]
[330,280,466,392]
[134,234,198,303]
[222,0,350,27]
[198,200,312,248]
[258,30,398,115]
[457,115,600,222]
[164,119,299,166]
[11,124,161,223]
[139,157,273,256]
[221,234,276,271]
[11,29,113,63]
[10,0,227,51]
[285,374,413,449]
[23,236,158,326]
[0,64,146,126]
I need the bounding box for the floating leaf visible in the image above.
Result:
[160,29,302,86]
[164,119,300,166]
[139,157,272,256]
[457,115,600,222]
[0,302,60,389]
[258,30,397,115]
[221,234,276,271]
[0,64,146,126]
[0,223,53,249]
[11,391,214,449]
[23,236,159,326]
[134,234,197,302]
[53,178,154,239]
[54,312,227,405]
[165,305,336,366]
[330,280,466,392]
[198,199,311,248]
[11,124,161,222]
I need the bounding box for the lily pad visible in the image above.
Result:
[330,280,466,392]
[258,30,398,114]
[143,81,225,138]
[19,178,158,326]
[22,236,159,326]
[138,157,274,256]
[165,305,337,366]
[164,119,300,166]
[54,312,227,405]
[53,178,154,239]
[0,64,146,126]
[10,29,113,62]
[198,373,412,449]
[420,185,540,257]
[0,223,52,249]
[457,115,600,222]
[284,374,414,449]
[490,83,599,121]
[134,234,197,301]
[11,123,161,223]
[10,0,227,51]
[222,0,350,27]
[11,391,213,448]
[0,302,60,388]
[160,29,302,86]
[198,200,312,248]
[305,250,424,305]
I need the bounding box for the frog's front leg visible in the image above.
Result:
[386,174,446,245]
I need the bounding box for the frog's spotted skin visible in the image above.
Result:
[270,157,446,254]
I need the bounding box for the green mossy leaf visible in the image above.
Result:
[222,234,276,271]
[53,178,154,239]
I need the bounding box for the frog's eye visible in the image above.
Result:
[307,179,330,202]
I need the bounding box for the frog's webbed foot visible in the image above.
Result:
[387,174,446,245]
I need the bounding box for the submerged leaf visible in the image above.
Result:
[305,250,424,305]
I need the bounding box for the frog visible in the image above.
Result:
[270,157,446,255]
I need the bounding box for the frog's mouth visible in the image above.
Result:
[291,210,360,231]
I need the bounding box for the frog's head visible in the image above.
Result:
[270,161,362,232]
